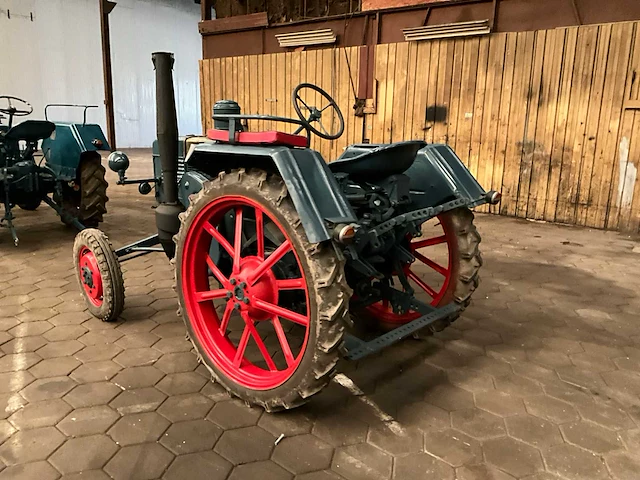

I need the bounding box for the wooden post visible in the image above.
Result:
[201,0,211,21]
[99,0,117,149]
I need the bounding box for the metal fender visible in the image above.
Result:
[404,144,491,209]
[184,143,357,243]
[42,123,110,180]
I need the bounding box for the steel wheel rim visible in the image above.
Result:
[366,215,455,324]
[181,195,311,390]
[79,247,104,307]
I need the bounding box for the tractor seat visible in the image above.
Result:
[4,120,55,143]
[329,140,427,181]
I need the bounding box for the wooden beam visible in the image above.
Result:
[624,100,640,109]
[99,0,116,150]
[201,0,211,21]
[199,12,268,35]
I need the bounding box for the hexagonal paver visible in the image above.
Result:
[475,390,526,417]
[113,348,162,368]
[0,394,27,420]
[57,405,120,436]
[36,340,84,359]
[157,393,213,422]
[207,400,262,429]
[64,382,122,408]
[0,352,41,372]
[332,443,392,480]
[105,443,174,480]
[455,464,517,480]
[543,443,608,480]
[424,429,481,467]
[8,398,71,429]
[109,387,167,414]
[493,374,544,397]
[0,426,65,465]
[367,425,424,456]
[601,370,640,396]
[577,402,634,431]
[227,460,293,480]
[55,470,111,480]
[20,376,76,402]
[605,452,640,480]
[272,434,333,474]
[524,395,579,424]
[156,372,207,395]
[0,421,15,445]
[8,321,53,337]
[74,344,123,363]
[214,426,275,465]
[108,412,170,446]
[153,336,192,354]
[561,421,624,453]
[0,371,34,394]
[2,336,47,354]
[28,356,80,378]
[70,360,122,383]
[163,451,232,480]
[78,330,124,346]
[397,402,451,431]
[393,452,454,480]
[49,435,118,473]
[0,461,60,480]
[312,413,368,447]
[160,419,222,454]
[258,410,314,437]
[43,325,87,342]
[111,366,164,389]
[152,323,186,338]
[483,436,544,477]
[424,383,475,411]
[115,332,159,349]
[451,408,505,439]
[505,414,564,448]
[154,352,198,373]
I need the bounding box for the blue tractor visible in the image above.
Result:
[0,96,110,245]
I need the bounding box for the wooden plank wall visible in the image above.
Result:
[200,47,363,163]
[199,21,640,232]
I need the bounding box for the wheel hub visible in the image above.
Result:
[229,256,278,320]
[78,247,103,307]
[82,266,95,288]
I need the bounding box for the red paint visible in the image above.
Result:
[78,247,104,307]
[365,216,455,325]
[207,129,308,148]
[181,195,310,390]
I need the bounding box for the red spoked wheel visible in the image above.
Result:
[175,169,350,411]
[73,228,125,322]
[364,208,482,332]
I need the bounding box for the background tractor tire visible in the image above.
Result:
[73,228,124,322]
[174,168,352,411]
[18,198,42,211]
[78,155,109,227]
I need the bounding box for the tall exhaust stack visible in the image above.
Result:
[152,52,183,258]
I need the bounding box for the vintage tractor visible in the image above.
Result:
[0,97,109,246]
[74,52,500,411]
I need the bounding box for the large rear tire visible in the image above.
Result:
[358,207,482,333]
[174,168,351,411]
[73,228,124,322]
[61,154,109,228]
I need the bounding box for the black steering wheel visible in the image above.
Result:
[0,96,33,117]
[292,83,344,140]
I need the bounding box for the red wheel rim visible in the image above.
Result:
[79,247,104,307]
[365,215,454,325]
[181,195,310,390]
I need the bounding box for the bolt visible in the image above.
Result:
[233,303,241,310]
[225,292,232,300]
[230,278,237,285]
[242,298,250,304]
[239,281,246,289]
[373,199,382,206]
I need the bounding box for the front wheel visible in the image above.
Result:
[73,228,124,322]
[18,198,42,211]
[174,168,351,411]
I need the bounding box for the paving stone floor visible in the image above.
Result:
[0,150,639,479]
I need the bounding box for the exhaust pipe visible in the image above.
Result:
[152,52,184,258]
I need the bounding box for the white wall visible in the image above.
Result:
[0,0,202,148]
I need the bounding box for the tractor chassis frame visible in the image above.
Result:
[114,234,163,262]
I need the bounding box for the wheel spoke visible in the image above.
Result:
[252,298,309,326]
[233,325,251,367]
[413,234,447,249]
[247,239,291,285]
[320,103,332,112]
[204,222,234,258]
[233,207,243,273]
[317,118,330,136]
[271,316,295,367]
[255,209,264,259]
[241,313,277,371]
[296,94,312,112]
[276,278,305,290]
[406,269,437,298]
[206,255,231,289]
[413,251,448,276]
[194,289,228,302]
[218,301,234,335]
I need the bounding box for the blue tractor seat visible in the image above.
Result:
[4,120,55,143]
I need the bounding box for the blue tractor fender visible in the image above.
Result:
[41,123,110,181]
[180,143,357,244]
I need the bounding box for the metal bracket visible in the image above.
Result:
[114,234,162,261]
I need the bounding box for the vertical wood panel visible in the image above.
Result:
[199,21,640,232]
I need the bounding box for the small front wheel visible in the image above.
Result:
[73,228,124,322]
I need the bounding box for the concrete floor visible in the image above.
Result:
[0,150,640,479]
